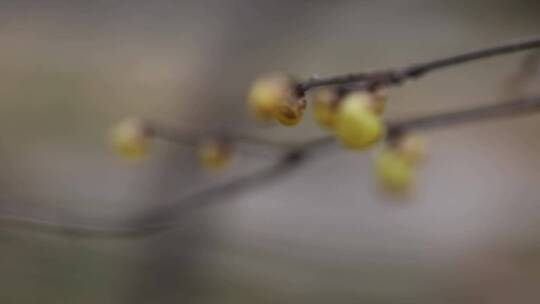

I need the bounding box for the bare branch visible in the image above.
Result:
[387,95,540,138]
[300,36,540,93]
[148,122,295,158]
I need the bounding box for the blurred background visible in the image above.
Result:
[1,0,540,303]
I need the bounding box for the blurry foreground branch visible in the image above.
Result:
[3,94,540,238]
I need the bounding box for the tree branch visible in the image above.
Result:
[300,36,540,92]
[149,122,296,158]
[387,95,540,138]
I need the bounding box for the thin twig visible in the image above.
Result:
[387,95,540,138]
[0,213,142,238]
[150,123,296,154]
[130,152,306,234]
[0,136,334,238]
[0,150,308,238]
[117,136,337,235]
[300,36,540,92]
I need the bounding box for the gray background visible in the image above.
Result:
[1,1,539,303]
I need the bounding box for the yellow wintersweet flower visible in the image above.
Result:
[197,139,232,171]
[375,148,414,193]
[312,88,339,130]
[247,73,306,126]
[335,92,384,150]
[110,118,150,162]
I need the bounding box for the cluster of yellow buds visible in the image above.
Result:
[110,73,427,192]
[248,74,387,151]
[374,134,426,193]
[248,74,429,194]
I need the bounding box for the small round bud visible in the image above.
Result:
[395,134,426,165]
[335,92,384,150]
[375,148,414,193]
[311,88,339,130]
[247,74,298,122]
[197,139,232,171]
[109,118,150,162]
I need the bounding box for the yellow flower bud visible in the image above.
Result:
[375,148,414,193]
[109,118,150,162]
[247,74,297,122]
[197,139,232,171]
[335,93,384,150]
[311,88,339,130]
[396,134,426,165]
